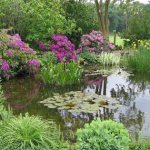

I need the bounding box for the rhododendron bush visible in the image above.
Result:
[78,30,115,53]
[0,30,40,79]
[38,34,78,62]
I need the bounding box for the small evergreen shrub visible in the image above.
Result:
[0,113,68,150]
[76,119,130,150]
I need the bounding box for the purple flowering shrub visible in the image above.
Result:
[0,30,40,79]
[38,34,78,62]
[78,30,115,54]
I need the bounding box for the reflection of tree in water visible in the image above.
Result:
[117,102,144,140]
[57,107,115,142]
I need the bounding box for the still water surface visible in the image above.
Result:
[3,69,150,141]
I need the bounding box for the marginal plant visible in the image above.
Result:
[98,52,120,66]
[76,119,130,150]
[41,62,83,85]
[0,113,68,150]
[124,46,150,73]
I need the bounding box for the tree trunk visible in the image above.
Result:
[95,0,110,40]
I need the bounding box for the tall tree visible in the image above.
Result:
[95,0,111,40]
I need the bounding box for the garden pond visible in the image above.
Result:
[2,67,150,142]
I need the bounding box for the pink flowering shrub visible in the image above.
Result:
[78,30,115,53]
[0,30,40,79]
[38,34,78,62]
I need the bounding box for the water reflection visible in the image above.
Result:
[2,69,150,140]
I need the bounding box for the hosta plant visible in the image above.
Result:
[98,52,120,66]
[76,119,130,150]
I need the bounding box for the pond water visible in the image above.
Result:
[2,68,150,141]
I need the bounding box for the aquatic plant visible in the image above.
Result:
[78,30,115,54]
[124,47,150,73]
[0,30,40,79]
[76,119,130,150]
[130,138,150,150]
[41,62,83,85]
[0,113,68,150]
[98,52,120,66]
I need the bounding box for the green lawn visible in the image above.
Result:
[109,34,124,46]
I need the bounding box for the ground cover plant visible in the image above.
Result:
[0,113,68,150]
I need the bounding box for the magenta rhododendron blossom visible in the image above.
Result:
[6,49,13,57]
[50,34,78,62]
[1,59,10,71]
[8,34,36,54]
[108,43,115,49]
[79,30,115,53]
[28,59,40,67]
[0,31,40,79]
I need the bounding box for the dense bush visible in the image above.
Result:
[41,62,83,85]
[0,30,40,79]
[122,3,150,41]
[98,52,120,66]
[76,119,130,150]
[0,0,76,42]
[79,51,97,63]
[78,31,115,54]
[0,113,68,150]
[38,34,78,63]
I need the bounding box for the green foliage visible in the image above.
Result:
[123,47,150,73]
[0,0,76,42]
[38,52,57,66]
[41,62,83,85]
[130,138,150,150]
[0,113,68,150]
[98,52,120,66]
[79,51,97,63]
[122,3,150,41]
[76,119,130,150]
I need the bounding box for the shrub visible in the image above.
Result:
[41,62,83,85]
[0,113,68,150]
[78,30,115,54]
[98,52,120,66]
[76,119,130,150]
[0,30,40,79]
[38,52,57,66]
[79,51,97,63]
[38,34,78,62]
